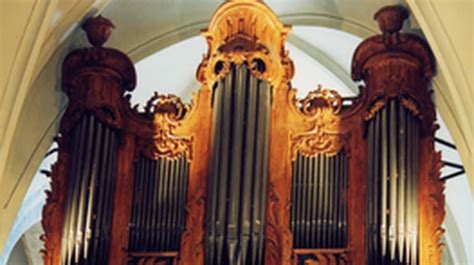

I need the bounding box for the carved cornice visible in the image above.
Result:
[351,5,436,135]
[196,0,294,88]
[61,16,136,132]
[291,86,349,158]
[352,6,435,82]
[136,93,193,160]
[62,16,136,92]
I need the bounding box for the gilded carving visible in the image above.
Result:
[419,137,445,265]
[364,98,386,121]
[41,137,68,265]
[364,95,421,124]
[291,86,349,158]
[400,96,421,117]
[137,93,193,160]
[196,0,294,88]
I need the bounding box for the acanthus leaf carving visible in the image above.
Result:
[197,0,294,89]
[291,86,349,159]
[420,136,445,264]
[136,93,193,161]
[41,136,69,265]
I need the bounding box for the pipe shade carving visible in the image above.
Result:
[40,2,443,265]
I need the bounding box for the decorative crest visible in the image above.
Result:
[137,93,193,160]
[291,86,348,158]
[196,0,294,88]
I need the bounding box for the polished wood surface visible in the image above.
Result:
[41,2,443,265]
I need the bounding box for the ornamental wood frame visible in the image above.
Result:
[41,1,444,265]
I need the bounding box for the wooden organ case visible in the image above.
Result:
[41,1,445,265]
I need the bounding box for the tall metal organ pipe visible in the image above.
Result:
[205,64,271,265]
[60,114,118,265]
[366,99,420,265]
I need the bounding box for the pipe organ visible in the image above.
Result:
[41,1,445,265]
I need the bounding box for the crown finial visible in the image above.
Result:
[82,15,115,47]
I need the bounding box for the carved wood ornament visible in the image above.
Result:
[41,1,444,265]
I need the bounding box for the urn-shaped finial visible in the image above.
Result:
[374,5,409,34]
[82,15,115,47]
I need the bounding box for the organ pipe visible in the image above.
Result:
[59,114,118,265]
[366,100,420,265]
[291,152,348,249]
[205,64,270,265]
[129,155,189,252]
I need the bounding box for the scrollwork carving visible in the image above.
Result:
[291,86,349,158]
[136,93,193,160]
[196,0,294,88]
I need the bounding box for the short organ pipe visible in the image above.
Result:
[291,152,348,249]
[128,155,189,253]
